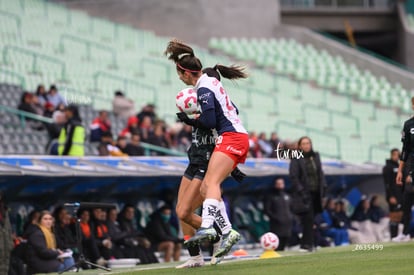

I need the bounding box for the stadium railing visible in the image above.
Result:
[275,120,342,159]
[59,33,118,68]
[0,104,53,128]
[2,45,67,80]
[0,69,26,89]
[0,10,22,40]
[301,103,360,137]
[93,71,159,103]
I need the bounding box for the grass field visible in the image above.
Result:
[45,242,414,275]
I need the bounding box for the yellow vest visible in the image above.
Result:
[58,125,85,156]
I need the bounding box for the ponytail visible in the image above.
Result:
[165,39,202,75]
[213,64,248,80]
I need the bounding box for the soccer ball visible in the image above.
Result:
[260,232,279,251]
[175,88,198,114]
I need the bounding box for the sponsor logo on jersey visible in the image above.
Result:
[226,145,242,155]
[410,128,414,134]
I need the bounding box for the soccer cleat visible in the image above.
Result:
[392,233,411,242]
[213,229,241,258]
[175,255,205,269]
[184,226,218,247]
[210,236,224,265]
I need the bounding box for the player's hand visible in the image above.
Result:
[396,171,403,185]
[231,167,246,183]
[406,175,412,184]
[176,112,194,126]
[389,196,397,205]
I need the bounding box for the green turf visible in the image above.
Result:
[42,242,414,275]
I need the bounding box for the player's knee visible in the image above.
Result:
[176,204,191,222]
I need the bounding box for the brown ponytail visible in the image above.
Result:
[164,39,202,75]
[213,64,248,80]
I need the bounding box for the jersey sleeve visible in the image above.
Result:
[400,121,411,162]
[197,87,216,129]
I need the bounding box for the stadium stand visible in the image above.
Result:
[0,0,411,164]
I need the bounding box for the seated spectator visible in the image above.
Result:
[47,85,66,108]
[23,210,41,236]
[18,92,36,115]
[320,198,349,246]
[145,205,182,262]
[43,102,55,118]
[106,208,130,258]
[118,205,158,264]
[35,84,48,106]
[31,94,44,116]
[45,110,66,155]
[351,197,376,243]
[176,124,192,152]
[91,208,115,260]
[368,195,389,242]
[90,111,112,142]
[138,116,153,142]
[146,123,169,154]
[124,134,145,156]
[248,132,260,158]
[52,206,77,253]
[97,132,128,157]
[119,116,140,139]
[78,209,104,267]
[332,200,363,244]
[117,136,128,154]
[257,132,273,157]
[25,211,75,274]
[269,132,280,158]
[112,91,136,119]
[137,104,156,124]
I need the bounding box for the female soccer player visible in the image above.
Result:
[175,68,245,268]
[165,40,249,259]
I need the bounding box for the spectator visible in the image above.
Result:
[319,198,349,246]
[350,198,376,243]
[78,209,104,267]
[23,210,41,236]
[52,206,77,253]
[112,91,136,119]
[145,205,182,262]
[137,104,156,124]
[138,116,153,142]
[43,102,55,119]
[269,132,281,158]
[248,132,260,158]
[119,116,140,139]
[117,136,128,154]
[90,111,112,142]
[58,104,85,156]
[118,205,158,264]
[36,84,48,106]
[175,124,192,152]
[383,148,403,238]
[91,208,114,260]
[31,94,44,116]
[0,191,13,275]
[97,132,127,157]
[289,136,326,252]
[264,178,293,251]
[25,211,75,274]
[17,92,36,114]
[124,134,145,156]
[47,85,66,107]
[147,123,169,153]
[106,208,131,258]
[368,195,388,242]
[332,200,363,244]
[257,132,273,157]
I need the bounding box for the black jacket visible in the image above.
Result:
[264,190,293,237]
[144,212,179,245]
[289,152,326,214]
[382,159,403,206]
[25,226,60,274]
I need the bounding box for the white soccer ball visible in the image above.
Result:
[175,88,198,114]
[260,232,279,251]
